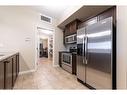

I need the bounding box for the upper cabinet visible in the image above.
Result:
[63,6,116,44]
[78,7,116,29]
[64,19,81,36]
[85,17,98,26]
[63,19,81,44]
[78,17,98,29]
[98,7,116,26]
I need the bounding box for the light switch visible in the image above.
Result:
[25,38,31,42]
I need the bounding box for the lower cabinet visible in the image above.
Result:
[16,54,19,77]
[0,60,5,89]
[12,55,17,87]
[59,52,62,67]
[5,57,13,89]
[0,53,19,89]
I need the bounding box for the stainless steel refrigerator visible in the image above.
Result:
[77,17,116,89]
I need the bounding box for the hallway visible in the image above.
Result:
[14,58,88,89]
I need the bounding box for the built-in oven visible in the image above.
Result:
[61,51,76,74]
[61,53,72,67]
[65,34,77,44]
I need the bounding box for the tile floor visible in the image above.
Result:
[14,58,88,89]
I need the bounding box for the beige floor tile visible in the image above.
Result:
[14,57,88,90]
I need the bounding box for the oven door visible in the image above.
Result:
[61,53,72,67]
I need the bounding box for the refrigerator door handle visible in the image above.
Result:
[82,37,85,64]
[85,36,88,64]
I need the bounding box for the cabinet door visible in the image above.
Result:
[65,25,70,36]
[12,55,16,86]
[78,17,97,29]
[78,21,86,29]
[5,57,13,89]
[16,54,19,77]
[85,17,98,26]
[65,20,81,36]
[59,52,62,67]
[0,61,5,89]
[70,21,77,34]
[98,7,116,26]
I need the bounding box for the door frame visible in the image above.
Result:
[35,26,54,70]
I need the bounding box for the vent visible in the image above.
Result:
[41,15,52,23]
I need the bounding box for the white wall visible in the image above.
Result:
[0,6,66,73]
[0,6,40,73]
[117,6,127,89]
[53,26,66,66]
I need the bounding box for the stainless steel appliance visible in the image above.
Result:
[77,17,116,89]
[65,34,77,44]
[62,53,72,67]
[61,49,77,74]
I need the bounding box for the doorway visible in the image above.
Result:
[37,27,53,66]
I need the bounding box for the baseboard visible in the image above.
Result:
[19,69,36,75]
[19,64,59,75]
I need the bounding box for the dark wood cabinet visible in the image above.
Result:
[70,20,78,34]
[5,57,13,89]
[0,53,19,89]
[0,60,5,89]
[16,54,19,77]
[78,17,98,29]
[64,25,70,36]
[85,17,98,26]
[59,52,62,67]
[78,6,116,29]
[64,19,81,36]
[12,55,16,87]
[72,54,76,75]
[98,7,116,26]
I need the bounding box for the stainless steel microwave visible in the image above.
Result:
[65,34,77,44]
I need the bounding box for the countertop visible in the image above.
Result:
[0,52,19,61]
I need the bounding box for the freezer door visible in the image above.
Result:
[86,17,112,89]
[77,27,86,82]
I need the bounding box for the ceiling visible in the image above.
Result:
[33,5,73,19]
[32,6,114,29]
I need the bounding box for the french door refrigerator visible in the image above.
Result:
[77,17,116,89]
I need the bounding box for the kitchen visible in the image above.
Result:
[0,5,126,90]
[59,6,116,89]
